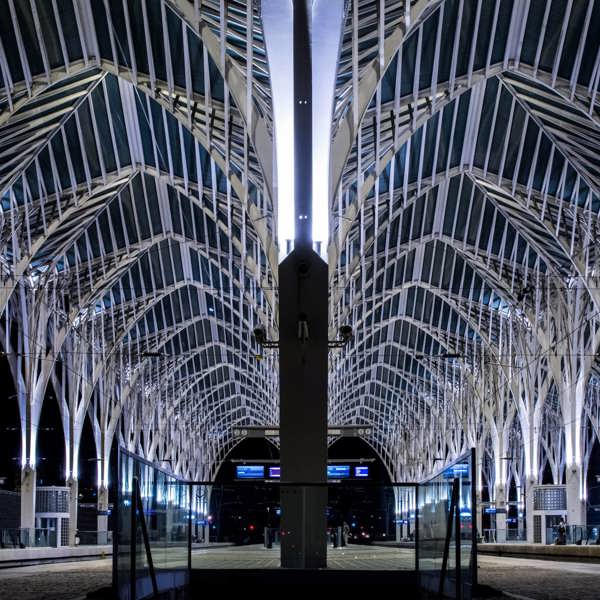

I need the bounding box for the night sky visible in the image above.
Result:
[0,353,106,502]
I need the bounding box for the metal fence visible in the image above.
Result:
[482,528,527,543]
[0,527,57,548]
[546,525,600,545]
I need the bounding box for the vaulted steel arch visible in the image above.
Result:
[0,0,274,194]
[0,70,276,312]
[328,0,600,489]
[0,0,281,487]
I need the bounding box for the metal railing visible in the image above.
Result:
[0,528,29,548]
[0,527,57,548]
[482,528,527,543]
[481,525,600,545]
[546,525,600,545]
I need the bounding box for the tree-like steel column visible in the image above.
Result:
[279,0,328,569]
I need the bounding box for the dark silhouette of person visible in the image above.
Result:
[556,519,566,545]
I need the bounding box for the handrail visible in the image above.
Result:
[439,477,460,597]
[134,476,159,599]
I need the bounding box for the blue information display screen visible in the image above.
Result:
[327,465,350,478]
[236,464,363,479]
[236,465,265,479]
[354,466,369,478]
[443,463,469,478]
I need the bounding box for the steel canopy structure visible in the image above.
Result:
[0,0,600,543]
[328,0,600,533]
[0,0,279,542]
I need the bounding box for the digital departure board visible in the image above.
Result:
[327,465,350,478]
[354,466,369,478]
[235,464,369,479]
[235,465,265,479]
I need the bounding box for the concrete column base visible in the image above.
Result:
[97,486,109,544]
[566,464,586,527]
[495,484,507,543]
[67,478,78,546]
[278,247,328,569]
[526,477,536,543]
[20,467,36,545]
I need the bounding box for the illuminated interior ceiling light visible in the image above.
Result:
[262,1,294,255]
[262,0,344,257]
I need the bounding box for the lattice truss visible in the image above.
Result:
[0,0,278,484]
[328,0,600,501]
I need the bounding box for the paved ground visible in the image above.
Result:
[0,558,111,600]
[477,554,600,600]
[0,546,599,598]
[192,544,414,570]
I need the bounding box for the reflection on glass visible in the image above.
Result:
[417,450,476,599]
[115,450,189,600]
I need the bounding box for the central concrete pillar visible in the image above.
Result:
[20,466,36,546]
[279,249,328,568]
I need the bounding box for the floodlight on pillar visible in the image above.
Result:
[328,325,354,348]
[252,326,279,349]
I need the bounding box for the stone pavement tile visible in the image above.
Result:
[477,555,600,600]
[0,558,112,600]
[3,545,598,598]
